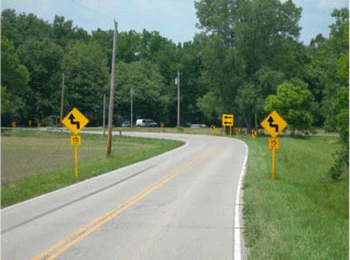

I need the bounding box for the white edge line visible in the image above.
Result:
[234,140,249,260]
[2,133,190,212]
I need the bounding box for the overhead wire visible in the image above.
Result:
[70,0,115,21]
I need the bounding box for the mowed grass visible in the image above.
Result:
[239,135,349,259]
[1,129,184,208]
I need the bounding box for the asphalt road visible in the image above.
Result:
[2,132,248,260]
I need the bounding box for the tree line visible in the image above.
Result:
[2,2,348,134]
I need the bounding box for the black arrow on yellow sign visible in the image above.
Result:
[268,116,278,132]
[69,114,80,129]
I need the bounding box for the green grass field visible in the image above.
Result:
[1,129,183,207]
[239,135,349,259]
[2,128,347,259]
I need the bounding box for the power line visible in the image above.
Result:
[70,0,115,21]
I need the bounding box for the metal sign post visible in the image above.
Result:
[268,137,280,179]
[70,135,81,178]
[62,108,89,178]
[222,114,234,136]
[271,149,276,179]
[261,110,287,180]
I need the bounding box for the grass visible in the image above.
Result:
[1,129,184,208]
[83,126,214,135]
[237,135,349,259]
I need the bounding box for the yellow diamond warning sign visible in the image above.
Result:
[261,110,288,138]
[62,108,89,135]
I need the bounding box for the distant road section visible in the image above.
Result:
[2,132,248,260]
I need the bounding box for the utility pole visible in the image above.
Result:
[103,94,106,136]
[130,87,134,127]
[106,21,118,155]
[177,71,180,128]
[59,73,65,126]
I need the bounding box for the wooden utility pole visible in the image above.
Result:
[103,94,106,136]
[59,73,65,126]
[106,21,118,155]
[130,87,134,127]
[177,71,180,128]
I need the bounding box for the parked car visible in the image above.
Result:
[136,119,158,127]
[121,121,131,127]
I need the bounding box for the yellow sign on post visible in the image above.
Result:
[71,135,81,147]
[222,114,234,136]
[222,114,234,127]
[261,110,288,138]
[268,138,280,150]
[261,111,287,180]
[62,108,89,178]
[211,124,215,135]
[62,108,89,135]
[235,127,241,135]
[251,129,257,138]
[160,122,165,132]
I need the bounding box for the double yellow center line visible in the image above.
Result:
[32,144,217,260]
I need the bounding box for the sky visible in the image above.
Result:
[2,0,349,45]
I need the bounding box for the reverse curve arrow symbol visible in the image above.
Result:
[268,116,278,132]
[69,114,80,129]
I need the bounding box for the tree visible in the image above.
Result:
[1,36,30,124]
[62,40,109,124]
[304,8,349,130]
[264,81,314,135]
[1,9,52,48]
[114,60,169,124]
[329,22,349,180]
[197,91,223,123]
[195,0,302,76]
[236,83,264,132]
[195,0,303,129]
[2,37,30,95]
[17,37,63,121]
[176,40,207,124]
[53,15,89,47]
[253,66,285,97]
[200,34,244,114]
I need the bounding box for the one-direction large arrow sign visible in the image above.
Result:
[62,108,89,135]
[261,110,287,138]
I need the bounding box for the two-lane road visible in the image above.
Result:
[2,132,248,259]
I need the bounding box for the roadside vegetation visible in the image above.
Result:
[1,1,348,257]
[239,134,348,259]
[1,129,183,208]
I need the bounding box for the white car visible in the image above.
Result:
[136,119,158,127]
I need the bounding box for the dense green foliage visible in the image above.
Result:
[264,81,314,135]
[1,4,348,144]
